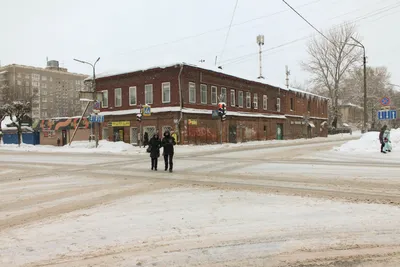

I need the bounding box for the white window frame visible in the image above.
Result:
[145,84,153,105]
[230,89,236,107]
[277,97,281,112]
[200,84,207,104]
[162,82,171,103]
[189,82,196,103]
[263,95,268,110]
[253,93,258,109]
[114,88,122,107]
[102,90,109,108]
[221,87,227,103]
[211,86,218,105]
[238,91,244,108]
[246,92,251,108]
[129,86,137,106]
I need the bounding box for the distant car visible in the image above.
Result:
[328,126,352,135]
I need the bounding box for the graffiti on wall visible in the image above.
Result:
[32,118,91,131]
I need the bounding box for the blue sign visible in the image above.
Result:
[378,110,397,120]
[143,105,151,116]
[89,115,104,123]
[93,101,101,110]
[381,97,391,106]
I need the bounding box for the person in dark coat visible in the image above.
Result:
[143,132,149,147]
[379,125,387,153]
[162,130,176,172]
[149,133,161,170]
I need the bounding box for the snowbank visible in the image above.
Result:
[334,129,400,152]
[0,140,141,154]
[0,133,356,155]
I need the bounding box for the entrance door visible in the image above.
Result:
[276,124,283,140]
[229,124,237,143]
[113,128,124,142]
[130,127,138,144]
[61,130,67,146]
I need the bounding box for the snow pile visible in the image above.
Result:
[334,129,400,152]
[0,140,141,154]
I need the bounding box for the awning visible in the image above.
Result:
[307,121,315,128]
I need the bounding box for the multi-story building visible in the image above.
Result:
[91,63,329,144]
[0,60,88,119]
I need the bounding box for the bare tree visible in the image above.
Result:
[343,66,393,128]
[302,23,362,128]
[3,101,32,146]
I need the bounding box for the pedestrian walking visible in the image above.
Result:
[57,137,61,146]
[143,132,149,148]
[148,133,161,170]
[162,130,176,172]
[379,125,387,153]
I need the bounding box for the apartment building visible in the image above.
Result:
[91,63,329,144]
[0,60,88,119]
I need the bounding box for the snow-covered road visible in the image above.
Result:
[1,136,399,267]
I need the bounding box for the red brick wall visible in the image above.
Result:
[96,66,181,111]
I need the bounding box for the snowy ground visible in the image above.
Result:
[1,134,399,267]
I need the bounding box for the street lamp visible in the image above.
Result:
[73,57,101,147]
[347,37,367,133]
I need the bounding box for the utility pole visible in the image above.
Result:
[257,35,265,79]
[285,65,290,88]
[73,57,101,147]
[350,37,367,133]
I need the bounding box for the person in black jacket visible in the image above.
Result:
[149,133,161,170]
[162,130,176,172]
[379,125,387,153]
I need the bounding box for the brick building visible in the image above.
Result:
[91,63,328,144]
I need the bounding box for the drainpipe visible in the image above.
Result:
[177,64,184,143]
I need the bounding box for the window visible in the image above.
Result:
[238,91,244,107]
[308,100,311,112]
[49,77,53,82]
[200,84,207,104]
[253,93,258,109]
[25,74,29,79]
[221,87,227,103]
[25,81,29,86]
[129,86,137,106]
[145,84,153,104]
[17,73,22,78]
[41,76,47,81]
[114,88,122,107]
[189,82,196,103]
[290,98,294,111]
[102,90,109,108]
[17,80,22,85]
[230,89,236,107]
[246,92,251,108]
[162,82,171,103]
[211,86,217,105]
[276,98,281,112]
[263,95,268,110]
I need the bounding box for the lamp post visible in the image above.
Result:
[348,37,367,133]
[73,57,101,147]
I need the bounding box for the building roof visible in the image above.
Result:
[86,62,329,100]
[0,64,88,77]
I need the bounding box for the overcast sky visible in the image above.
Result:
[1,0,399,88]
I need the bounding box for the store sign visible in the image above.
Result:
[111,121,130,127]
[188,119,198,126]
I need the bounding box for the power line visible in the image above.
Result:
[282,0,336,46]
[202,0,387,62]
[220,2,400,67]
[218,0,239,65]
[111,0,325,58]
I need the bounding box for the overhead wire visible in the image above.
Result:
[218,1,400,67]
[201,0,387,62]
[218,0,239,65]
[111,0,325,58]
